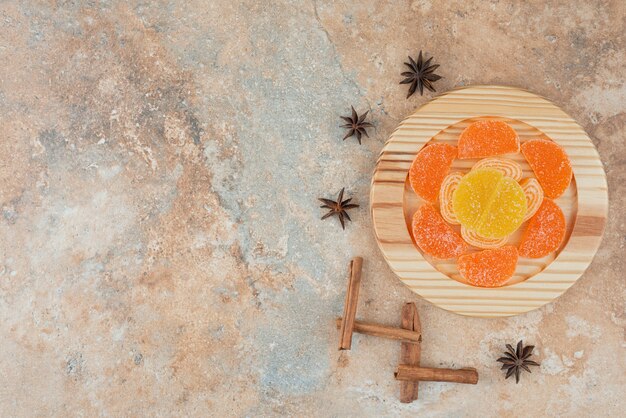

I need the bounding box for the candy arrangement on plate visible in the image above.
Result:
[408,120,572,288]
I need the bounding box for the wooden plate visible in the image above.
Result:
[371,85,608,317]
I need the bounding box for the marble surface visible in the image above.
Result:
[0,1,624,416]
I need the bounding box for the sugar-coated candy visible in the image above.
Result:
[412,204,468,259]
[458,120,520,159]
[461,226,508,249]
[452,168,527,239]
[409,143,457,202]
[471,157,522,181]
[521,139,572,199]
[439,172,464,224]
[518,199,566,258]
[519,178,544,222]
[458,245,518,287]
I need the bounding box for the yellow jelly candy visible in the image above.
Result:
[452,168,527,239]
[451,169,496,229]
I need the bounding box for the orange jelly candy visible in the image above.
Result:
[458,120,520,159]
[521,139,572,199]
[458,245,518,287]
[518,199,566,258]
[412,204,468,259]
[409,143,457,202]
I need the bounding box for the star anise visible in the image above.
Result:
[497,340,540,383]
[318,188,359,230]
[400,50,442,98]
[340,106,373,144]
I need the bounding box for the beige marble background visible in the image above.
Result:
[0,1,624,416]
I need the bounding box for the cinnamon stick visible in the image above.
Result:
[335,318,421,344]
[338,257,363,350]
[399,303,421,402]
[394,365,479,385]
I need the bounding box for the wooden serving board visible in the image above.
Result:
[371,85,608,317]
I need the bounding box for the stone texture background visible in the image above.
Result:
[0,1,624,416]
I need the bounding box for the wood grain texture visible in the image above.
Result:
[371,86,608,317]
[338,257,363,350]
[399,303,421,403]
[394,365,479,385]
[334,318,421,343]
